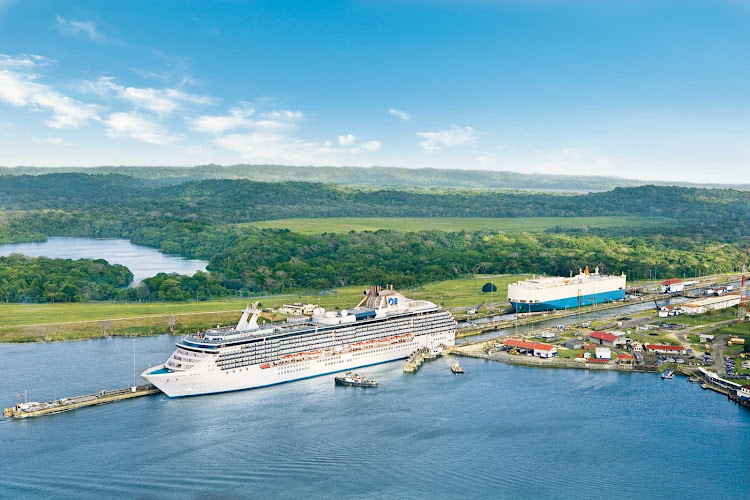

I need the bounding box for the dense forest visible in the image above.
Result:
[2,165,749,191]
[0,255,133,303]
[0,173,748,303]
[1,174,749,243]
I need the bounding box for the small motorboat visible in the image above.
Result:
[451,361,464,374]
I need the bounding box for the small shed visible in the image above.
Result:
[564,339,585,350]
[595,347,612,359]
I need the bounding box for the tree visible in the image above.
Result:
[167,315,178,334]
[482,282,497,293]
[97,320,112,337]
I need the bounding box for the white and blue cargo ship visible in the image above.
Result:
[507,267,626,313]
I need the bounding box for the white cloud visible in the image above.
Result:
[104,111,176,144]
[189,106,304,134]
[252,119,297,130]
[360,140,381,152]
[389,108,410,121]
[56,16,99,41]
[214,131,332,164]
[417,126,478,153]
[84,76,214,114]
[189,106,255,134]
[0,53,52,70]
[338,134,356,146]
[259,110,303,121]
[0,57,100,128]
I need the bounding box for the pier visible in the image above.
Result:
[4,384,160,419]
[403,348,428,373]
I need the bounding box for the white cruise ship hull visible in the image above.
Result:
[144,332,445,397]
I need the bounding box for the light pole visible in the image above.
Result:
[132,339,136,389]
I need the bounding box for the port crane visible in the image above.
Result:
[467,301,485,315]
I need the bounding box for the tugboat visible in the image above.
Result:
[451,361,464,374]
[334,372,379,388]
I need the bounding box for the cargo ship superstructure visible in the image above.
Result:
[142,286,456,397]
[508,267,626,313]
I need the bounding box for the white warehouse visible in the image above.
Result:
[680,293,741,315]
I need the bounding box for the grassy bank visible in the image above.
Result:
[0,274,522,342]
[246,216,669,234]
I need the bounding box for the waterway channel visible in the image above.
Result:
[0,237,208,285]
[456,296,689,344]
[1,334,748,499]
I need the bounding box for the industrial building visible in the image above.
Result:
[503,339,558,358]
[679,293,741,315]
[644,344,685,355]
[660,278,684,294]
[563,339,585,350]
[589,331,618,347]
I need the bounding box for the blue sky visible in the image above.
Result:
[1,0,749,182]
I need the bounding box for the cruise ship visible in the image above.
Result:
[507,267,626,312]
[142,286,456,397]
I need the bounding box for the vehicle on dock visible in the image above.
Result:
[451,361,464,374]
[4,385,159,419]
[334,372,378,388]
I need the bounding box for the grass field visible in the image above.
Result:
[0,274,522,342]
[245,216,670,234]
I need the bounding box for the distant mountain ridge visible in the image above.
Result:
[0,164,747,191]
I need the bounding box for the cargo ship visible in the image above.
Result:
[142,286,455,397]
[507,267,626,312]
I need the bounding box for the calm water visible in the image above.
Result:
[0,237,208,285]
[1,336,748,499]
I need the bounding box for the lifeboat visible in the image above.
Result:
[309,351,322,358]
[260,363,271,369]
[366,340,376,344]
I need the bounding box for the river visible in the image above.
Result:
[1,335,748,499]
[0,237,208,285]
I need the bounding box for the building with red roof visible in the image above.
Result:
[503,338,558,358]
[644,344,685,355]
[617,354,634,365]
[589,331,619,347]
[586,357,611,364]
[660,278,684,294]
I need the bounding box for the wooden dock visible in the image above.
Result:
[4,384,161,419]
